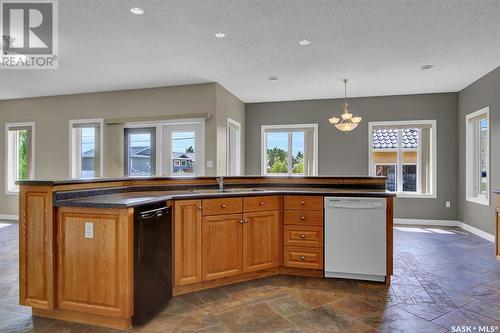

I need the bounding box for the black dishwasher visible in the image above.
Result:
[133,204,172,325]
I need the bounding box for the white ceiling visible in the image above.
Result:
[1,0,499,102]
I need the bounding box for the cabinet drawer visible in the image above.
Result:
[284,246,323,269]
[284,195,323,211]
[284,210,323,226]
[243,195,280,212]
[284,225,323,248]
[202,197,242,216]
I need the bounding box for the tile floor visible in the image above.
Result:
[0,222,499,333]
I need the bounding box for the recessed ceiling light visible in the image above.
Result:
[420,64,434,70]
[130,7,144,15]
[298,40,311,46]
[214,32,226,38]
[268,76,279,81]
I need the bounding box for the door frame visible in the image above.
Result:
[226,117,241,176]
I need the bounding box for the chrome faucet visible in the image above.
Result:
[216,176,224,191]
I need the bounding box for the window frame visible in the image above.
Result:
[69,118,104,179]
[368,120,437,198]
[226,117,241,176]
[260,124,318,176]
[5,122,35,195]
[124,118,205,177]
[465,106,490,206]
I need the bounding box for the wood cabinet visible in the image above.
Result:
[174,200,202,286]
[283,195,324,271]
[284,246,323,269]
[284,195,323,211]
[202,214,243,280]
[202,197,242,216]
[243,195,280,212]
[56,207,133,318]
[242,210,280,272]
[284,225,323,248]
[19,186,54,310]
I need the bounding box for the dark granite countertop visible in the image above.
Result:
[493,190,500,194]
[17,175,386,186]
[54,187,395,209]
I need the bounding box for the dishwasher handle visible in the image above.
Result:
[326,198,386,210]
[139,206,170,220]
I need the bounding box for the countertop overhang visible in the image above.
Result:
[54,187,395,209]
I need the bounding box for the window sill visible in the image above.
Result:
[5,191,19,196]
[466,196,490,207]
[395,192,436,199]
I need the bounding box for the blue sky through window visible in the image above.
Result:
[266,131,304,154]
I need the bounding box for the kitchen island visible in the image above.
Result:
[18,176,394,329]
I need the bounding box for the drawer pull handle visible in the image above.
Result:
[259,202,264,205]
[221,204,227,208]
[300,256,305,260]
[300,234,306,239]
[300,201,305,205]
[300,216,305,220]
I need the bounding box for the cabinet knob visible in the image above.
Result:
[300,234,306,239]
[300,256,305,261]
[300,216,305,220]
[221,204,227,208]
[239,220,244,224]
[259,202,264,206]
[300,201,305,205]
[197,206,202,211]
[244,219,249,223]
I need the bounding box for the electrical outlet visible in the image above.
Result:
[445,201,451,208]
[84,222,94,239]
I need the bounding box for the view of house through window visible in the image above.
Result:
[124,120,204,177]
[171,131,196,176]
[125,128,156,176]
[369,121,436,197]
[6,123,34,193]
[466,107,489,205]
[70,120,102,178]
[262,125,317,176]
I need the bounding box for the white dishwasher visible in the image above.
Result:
[324,197,386,282]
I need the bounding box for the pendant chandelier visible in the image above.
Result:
[329,79,362,132]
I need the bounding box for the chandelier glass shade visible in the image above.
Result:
[329,79,362,132]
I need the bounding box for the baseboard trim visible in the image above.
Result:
[456,222,495,243]
[395,218,494,243]
[0,214,19,221]
[394,218,459,227]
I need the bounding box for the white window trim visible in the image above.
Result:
[226,117,241,176]
[69,118,104,179]
[465,106,490,206]
[124,118,205,177]
[261,124,318,176]
[5,122,35,195]
[368,120,437,199]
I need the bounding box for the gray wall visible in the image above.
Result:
[246,93,459,220]
[0,83,244,216]
[458,66,500,234]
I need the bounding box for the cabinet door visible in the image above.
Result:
[174,200,202,286]
[202,214,243,280]
[57,207,133,318]
[242,210,280,272]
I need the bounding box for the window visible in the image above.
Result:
[5,122,34,193]
[124,127,156,176]
[368,120,436,197]
[124,119,205,177]
[70,119,103,178]
[466,107,489,205]
[261,124,318,176]
[227,118,241,176]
